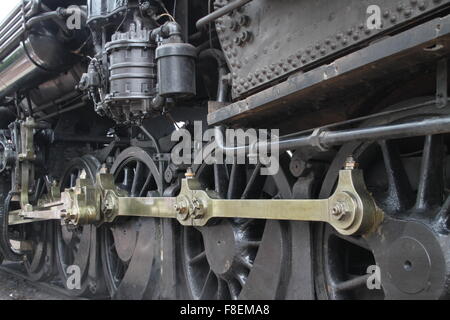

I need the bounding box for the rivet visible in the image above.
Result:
[419,1,427,10]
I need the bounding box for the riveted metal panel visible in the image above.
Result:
[215,0,450,98]
[208,14,450,126]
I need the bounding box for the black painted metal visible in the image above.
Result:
[54,155,105,297]
[316,102,450,299]
[214,113,450,155]
[208,14,450,125]
[179,153,314,300]
[215,0,450,99]
[101,147,163,299]
[196,0,253,30]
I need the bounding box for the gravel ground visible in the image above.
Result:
[0,264,64,300]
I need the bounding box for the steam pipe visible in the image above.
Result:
[25,9,71,36]
[196,0,253,30]
[215,116,450,154]
[199,49,229,103]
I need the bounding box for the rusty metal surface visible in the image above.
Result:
[216,0,450,99]
[209,13,450,126]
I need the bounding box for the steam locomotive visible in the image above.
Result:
[0,0,450,300]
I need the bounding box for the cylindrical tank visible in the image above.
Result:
[0,32,74,99]
[105,22,157,103]
[155,43,197,98]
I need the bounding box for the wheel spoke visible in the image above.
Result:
[237,256,253,269]
[234,272,246,287]
[131,162,143,197]
[217,278,229,299]
[227,164,246,199]
[415,135,445,211]
[70,173,77,188]
[214,164,229,198]
[138,173,153,197]
[331,229,371,251]
[122,167,132,191]
[189,250,207,265]
[241,164,266,199]
[241,240,261,248]
[199,269,216,299]
[379,140,414,212]
[335,275,370,292]
[226,280,240,300]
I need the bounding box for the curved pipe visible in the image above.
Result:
[196,0,253,30]
[214,115,450,155]
[198,49,229,103]
[26,10,71,37]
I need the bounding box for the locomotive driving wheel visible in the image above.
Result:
[54,155,104,296]
[315,99,450,300]
[100,147,164,299]
[0,176,54,281]
[23,219,54,282]
[178,154,309,300]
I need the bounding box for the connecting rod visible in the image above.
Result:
[14,160,383,236]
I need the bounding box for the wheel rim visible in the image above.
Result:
[180,157,294,300]
[101,147,162,299]
[54,155,100,296]
[315,99,450,299]
[24,220,54,282]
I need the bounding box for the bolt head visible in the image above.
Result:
[331,202,349,221]
[345,156,358,170]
